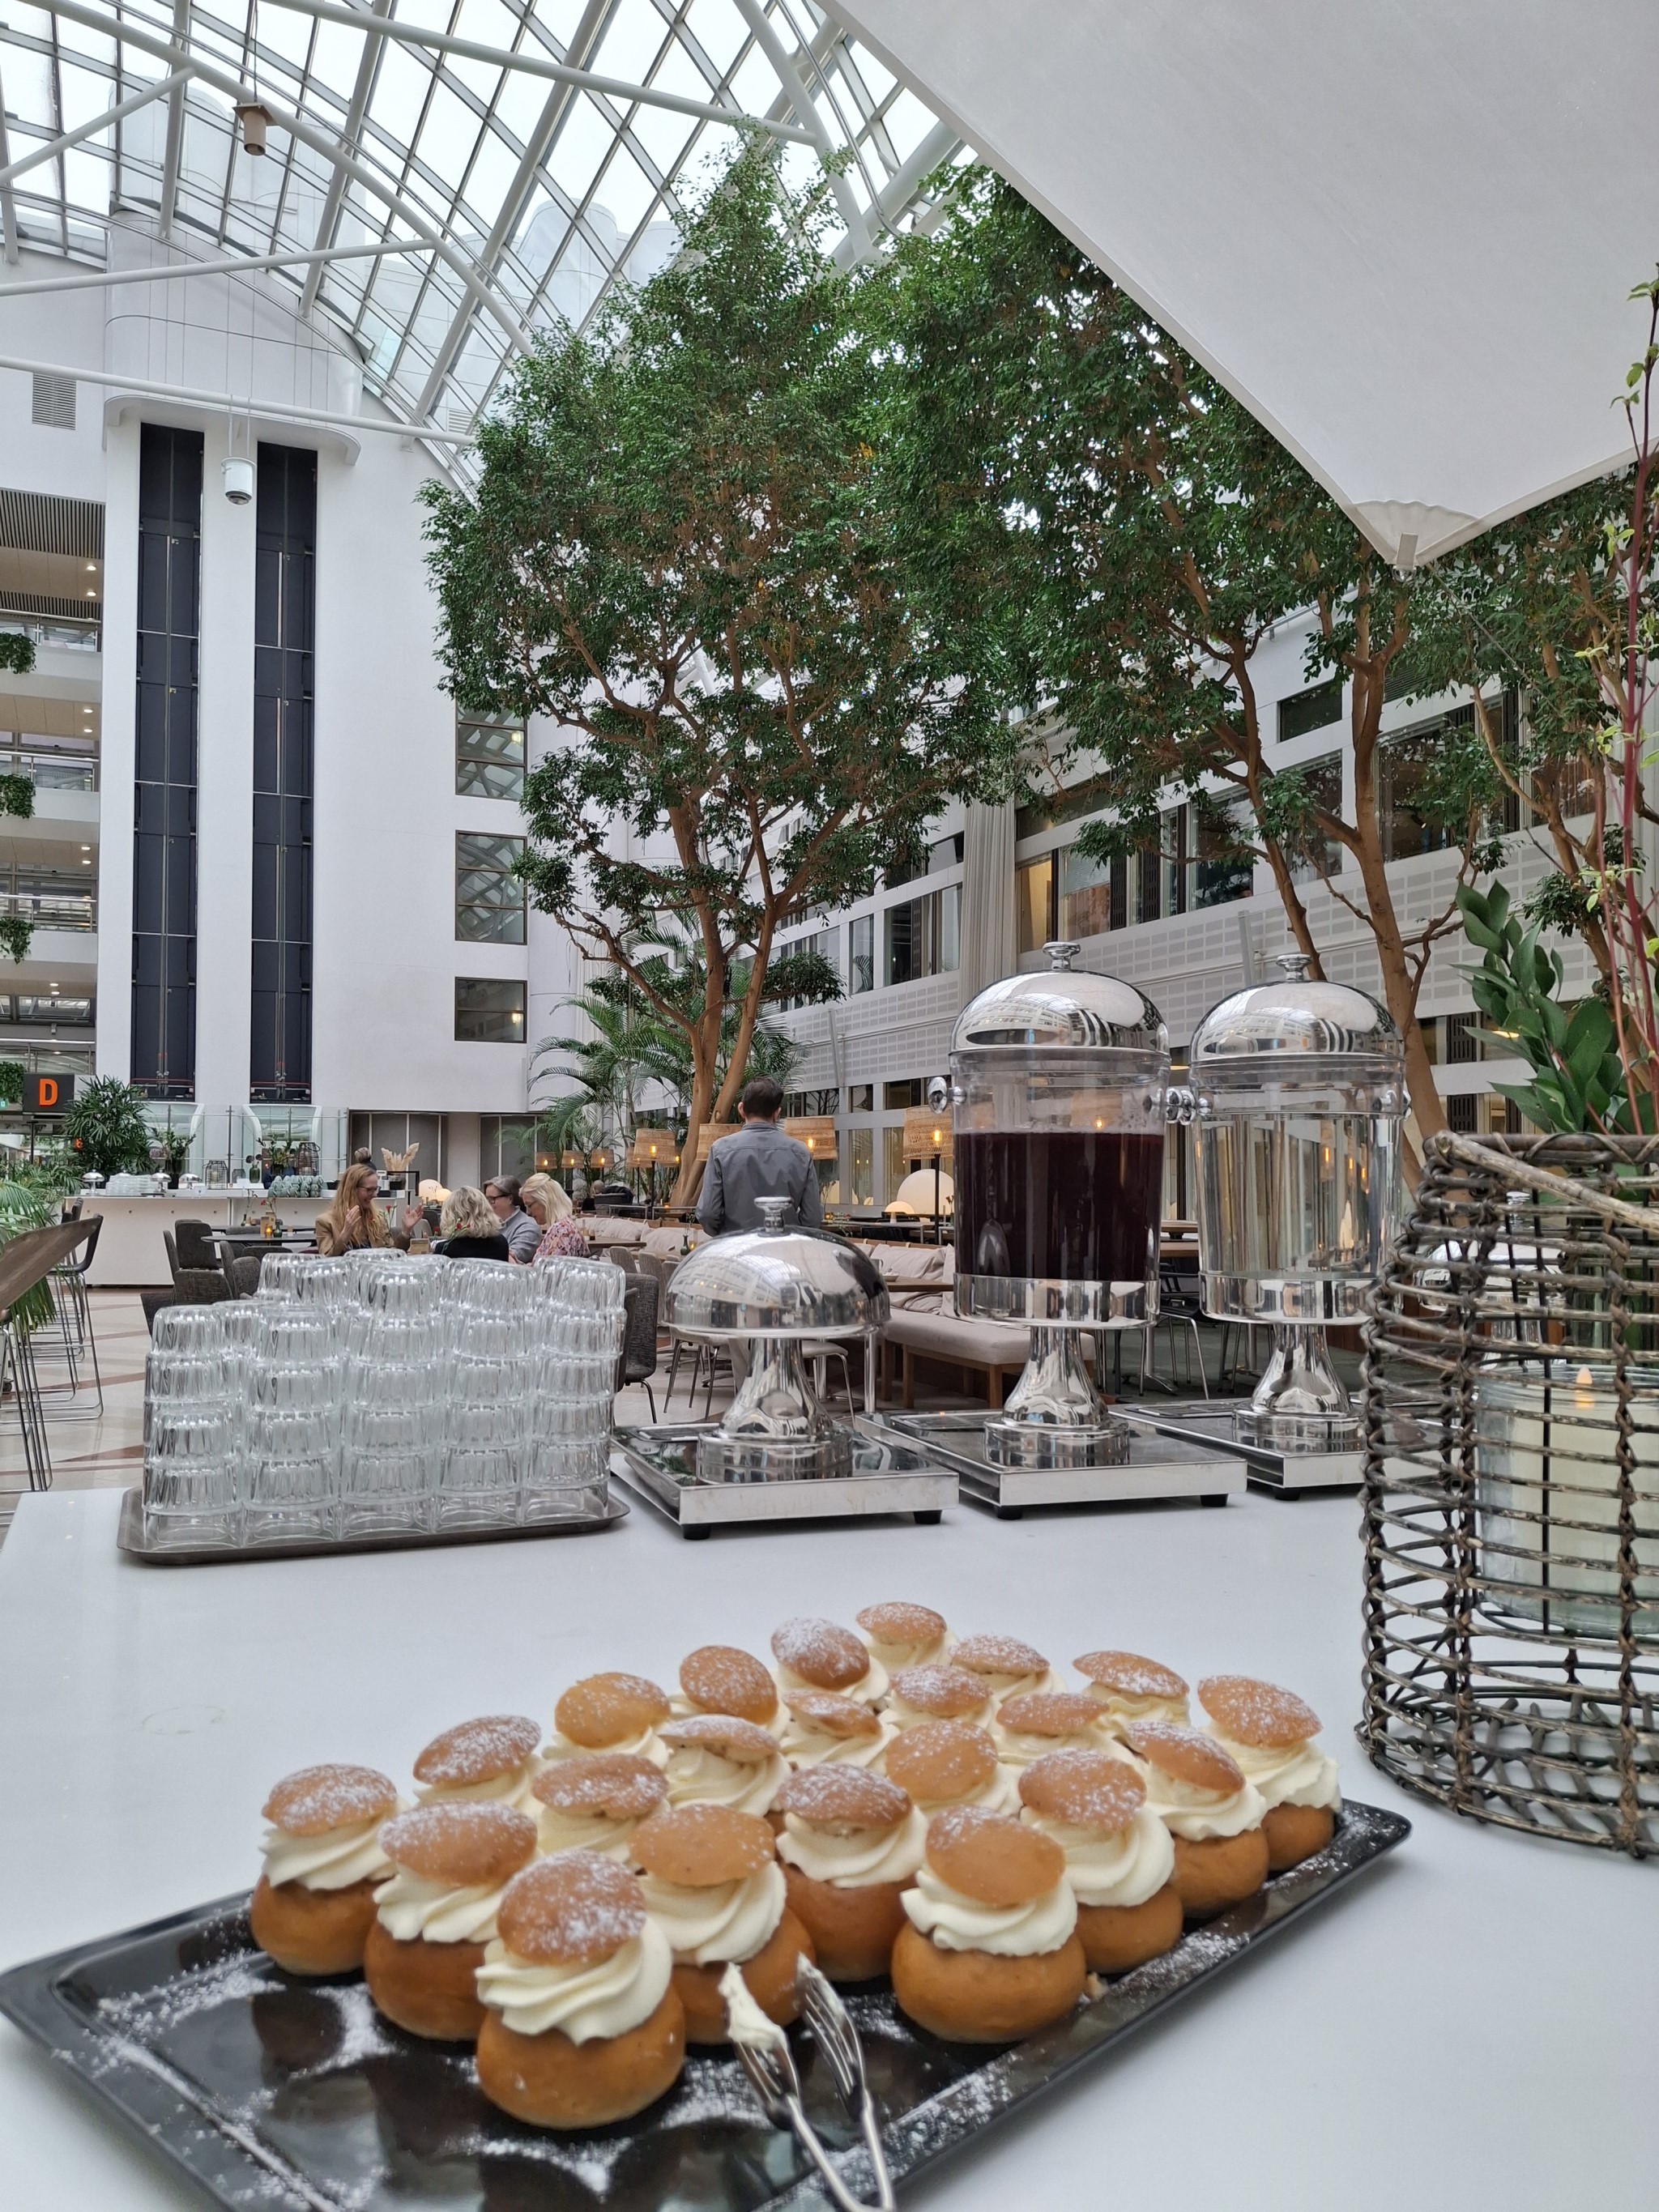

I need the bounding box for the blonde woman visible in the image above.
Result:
[314,1161,392,1255]
[436,1186,510,1262]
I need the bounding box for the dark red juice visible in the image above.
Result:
[954,1128,1164,1281]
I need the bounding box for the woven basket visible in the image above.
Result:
[1360,1132,1658,1856]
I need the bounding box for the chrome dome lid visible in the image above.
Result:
[664,1200,889,1339]
[1190,953,1404,1072]
[950,942,1168,1056]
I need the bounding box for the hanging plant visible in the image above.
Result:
[0,774,36,820]
[0,916,33,965]
[0,635,34,676]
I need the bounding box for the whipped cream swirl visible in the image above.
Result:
[1081,1686,1189,1733]
[670,1690,786,1737]
[779,1714,895,1771]
[262,1813,396,1894]
[542,1725,669,1769]
[663,1744,789,1817]
[416,1764,541,1813]
[777,1807,927,1888]
[640,1862,786,1966]
[970,1667,1061,1706]
[375,1869,510,1945]
[477,1920,672,2044]
[774,1656,889,1708]
[990,1717,1108,1769]
[902,1867,1077,1957]
[885,1690,989,1733]
[1137,1763,1267,1841]
[1023,1806,1175,1908]
[535,1803,650,1863]
[860,1628,953,1673]
[1207,1732,1341,1811]
[899,1764,1021,1818]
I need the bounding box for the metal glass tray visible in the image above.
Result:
[612,1423,957,1537]
[868,1412,1244,1517]
[1115,1403,1364,1495]
[0,1803,1406,2210]
[117,1487,628,1566]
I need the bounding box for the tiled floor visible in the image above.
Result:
[0,1290,148,1540]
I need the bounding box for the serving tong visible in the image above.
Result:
[724,1958,896,2212]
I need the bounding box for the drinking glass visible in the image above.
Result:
[258,1252,302,1298]
[143,1403,238,1549]
[152,1306,228,1356]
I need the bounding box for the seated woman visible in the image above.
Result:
[315,1162,393,1255]
[519,1172,591,1262]
[435,1186,511,1263]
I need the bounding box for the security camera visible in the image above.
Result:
[222,456,255,506]
[926,1076,949,1110]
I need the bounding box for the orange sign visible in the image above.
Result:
[25,1072,73,1114]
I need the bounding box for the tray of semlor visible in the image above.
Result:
[0,1801,1407,2212]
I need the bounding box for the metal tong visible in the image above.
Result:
[725,1958,896,2212]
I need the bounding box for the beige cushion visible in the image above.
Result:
[855,1240,955,1286]
[883,1302,1030,1368]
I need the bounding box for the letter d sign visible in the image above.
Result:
[37,1077,57,1109]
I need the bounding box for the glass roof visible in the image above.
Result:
[0,0,955,471]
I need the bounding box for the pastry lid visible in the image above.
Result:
[664,1200,889,1339]
[949,943,1168,1059]
[1189,954,1404,1081]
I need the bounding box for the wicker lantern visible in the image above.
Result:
[1361,1131,1659,1856]
[783,1115,838,1161]
[900,1106,953,1166]
[628,1129,674,1171]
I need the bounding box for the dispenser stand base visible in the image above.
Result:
[693,1431,853,1484]
[983,1415,1132,1469]
[1118,1402,1363,1496]
[870,1412,1243,1516]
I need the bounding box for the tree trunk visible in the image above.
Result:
[667,974,729,1213]
[1349,735,1446,1148]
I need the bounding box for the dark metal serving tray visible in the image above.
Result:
[0,1803,1407,2210]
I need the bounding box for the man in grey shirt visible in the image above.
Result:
[697,1078,824,1235]
[485,1174,544,1263]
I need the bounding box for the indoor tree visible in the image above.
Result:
[881,168,1523,1144]
[425,145,1011,1207]
[62,1076,153,1180]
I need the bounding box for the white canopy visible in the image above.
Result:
[824,1,1659,563]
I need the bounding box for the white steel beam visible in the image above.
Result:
[730,0,871,259]
[299,0,391,319]
[255,0,815,143]
[0,351,478,441]
[0,234,435,298]
[157,0,192,241]
[0,64,19,265]
[0,69,193,191]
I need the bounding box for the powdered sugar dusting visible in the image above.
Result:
[1074,1650,1188,1698]
[1018,1747,1145,1831]
[497,1852,645,1964]
[890,1664,988,1716]
[953,1634,1048,1676]
[1124,1719,1244,1791]
[770,1616,868,1689]
[412,1713,541,1787]
[1197,1673,1320,1747]
[678,1644,778,1723]
[262,1763,397,1836]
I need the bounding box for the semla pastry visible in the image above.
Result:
[855,1600,953,1673]
[772,1617,888,1708]
[545,1673,672,1766]
[885,1664,995,1733]
[673,1644,783,1734]
[949,1634,1060,1707]
[1198,1676,1341,1870]
[365,1802,537,2040]
[1072,1651,1190,1734]
[250,1763,399,1976]
[412,1715,543,1811]
[1018,1750,1180,1973]
[893,1807,1085,2043]
[633,1802,814,2045]
[991,1691,1112,1769]
[779,1690,895,1771]
[774,1766,925,1982]
[883,1720,1020,1816]
[659,1715,791,1816]
[476,1852,685,2129]
[1124,1721,1269,1916]
[531,1753,667,1863]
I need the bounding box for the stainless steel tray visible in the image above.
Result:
[868,1412,1244,1517]
[611,1422,957,1538]
[117,1486,628,1565]
[0,1801,1408,2211]
[1117,1402,1364,1494]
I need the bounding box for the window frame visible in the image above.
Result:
[455,714,526,801]
[454,830,527,944]
[454,975,527,1043]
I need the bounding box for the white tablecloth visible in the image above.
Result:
[0,1485,1652,2210]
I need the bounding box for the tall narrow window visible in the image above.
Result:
[250,445,316,1101]
[132,424,202,1097]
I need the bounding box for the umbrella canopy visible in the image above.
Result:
[825,0,1659,561]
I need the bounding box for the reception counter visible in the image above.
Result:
[79,1194,326,1287]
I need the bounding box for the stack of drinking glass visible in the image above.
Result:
[141,1252,625,1549]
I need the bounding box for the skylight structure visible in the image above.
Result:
[0,0,955,469]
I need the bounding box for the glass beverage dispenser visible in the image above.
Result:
[1188,953,1406,1448]
[951,942,1174,1468]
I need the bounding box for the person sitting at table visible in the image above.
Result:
[434,1187,511,1262]
[484,1174,543,1263]
[697,1077,822,1236]
[314,1162,393,1255]
[521,1171,592,1261]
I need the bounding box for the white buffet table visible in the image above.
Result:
[78,1195,328,1286]
[0,1485,1652,2211]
